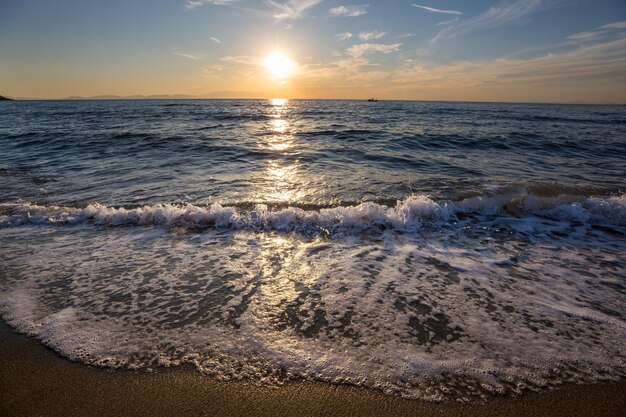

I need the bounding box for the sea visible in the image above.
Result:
[0,99,624,401]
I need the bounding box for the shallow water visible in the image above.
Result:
[0,99,624,400]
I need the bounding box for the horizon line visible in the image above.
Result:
[3,95,625,106]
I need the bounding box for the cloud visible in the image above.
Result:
[431,0,551,44]
[210,37,223,44]
[268,0,325,19]
[474,38,626,87]
[329,5,368,17]
[185,0,238,10]
[174,52,201,60]
[567,31,599,41]
[437,17,459,26]
[567,20,626,43]
[600,21,626,30]
[358,31,386,41]
[412,4,462,15]
[336,32,353,41]
[220,55,257,65]
[392,37,626,90]
[346,43,402,58]
[295,35,626,102]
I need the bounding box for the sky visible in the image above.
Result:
[1,0,625,103]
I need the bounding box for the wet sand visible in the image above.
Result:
[0,321,623,417]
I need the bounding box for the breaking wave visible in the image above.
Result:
[1,193,624,232]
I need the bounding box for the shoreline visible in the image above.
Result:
[1,321,624,417]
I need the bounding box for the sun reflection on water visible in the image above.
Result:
[270,98,288,106]
[264,160,304,202]
[270,118,289,133]
[253,98,305,203]
[266,99,293,151]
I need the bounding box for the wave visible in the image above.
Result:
[0,196,450,232]
[529,115,626,124]
[1,193,624,232]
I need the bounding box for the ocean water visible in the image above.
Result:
[0,99,624,400]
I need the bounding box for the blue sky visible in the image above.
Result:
[1,0,625,102]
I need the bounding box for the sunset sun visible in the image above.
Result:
[263,52,295,79]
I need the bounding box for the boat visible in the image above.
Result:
[367,98,378,102]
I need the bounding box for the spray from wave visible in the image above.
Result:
[1,193,624,232]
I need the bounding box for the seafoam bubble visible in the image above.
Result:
[0,196,454,232]
[0,193,625,232]
[0,220,624,401]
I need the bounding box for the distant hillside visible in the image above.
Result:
[0,95,13,101]
[61,91,267,100]
[64,94,195,100]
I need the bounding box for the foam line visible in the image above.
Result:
[0,193,624,231]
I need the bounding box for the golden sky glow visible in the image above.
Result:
[0,1,625,103]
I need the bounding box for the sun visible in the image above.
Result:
[263,52,295,79]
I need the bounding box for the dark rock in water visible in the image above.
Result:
[0,95,14,101]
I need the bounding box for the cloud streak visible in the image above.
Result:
[268,0,326,19]
[174,52,201,60]
[567,31,599,41]
[431,0,550,44]
[329,5,368,17]
[346,43,402,58]
[437,17,459,26]
[185,0,238,10]
[600,21,626,30]
[358,31,386,41]
[297,36,626,102]
[566,20,626,43]
[220,55,257,65]
[336,32,353,41]
[412,4,462,15]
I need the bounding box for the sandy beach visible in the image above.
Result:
[1,321,623,417]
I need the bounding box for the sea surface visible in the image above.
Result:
[0,99,625,400]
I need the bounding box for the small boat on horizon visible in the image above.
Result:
[367,97,378,102]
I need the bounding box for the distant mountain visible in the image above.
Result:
[0,95,14,101]
[61,91,267,100]
[63,94,195,100]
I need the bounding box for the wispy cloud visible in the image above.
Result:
[185,0,238,10]
[336,32,353,41]
[567,31,599,41]
[437,17,459,26]
[431,0,551,44]
[174,52,201,60]
[329,5,368,17]
[600,21,626,30]
[383,37,626,96]
[358,31,386,41]
[294,33,626,102]
[567,20,626,43]
[210,37,223,44]
[412,4,462,15]
[268,0,325,19]
[463,38,626,87]
[221,55,257,65]
[346,43,402,58]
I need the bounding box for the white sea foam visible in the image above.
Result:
[0,195,452,232]
[0,218,624,400]
[0,193,624,232]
